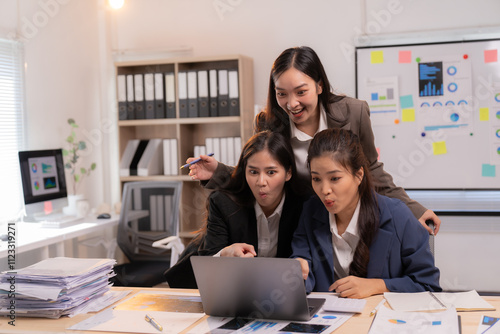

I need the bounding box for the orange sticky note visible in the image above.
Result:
[480,107,490,121]
[433,141,447,155]
[371,51,384,64]
[399,50,412,63]
[402,108,415,122]
[484,49,498,63]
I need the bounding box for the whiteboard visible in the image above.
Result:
[356,39,500,189]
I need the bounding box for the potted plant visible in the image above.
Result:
[62,118,96,215]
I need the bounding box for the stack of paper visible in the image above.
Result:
[0,257,121,318]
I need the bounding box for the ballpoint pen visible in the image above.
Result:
[370,298,386,316]
[179,152,214,169]
[145,314,163,332]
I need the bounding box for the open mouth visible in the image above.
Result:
[289,108,304,115]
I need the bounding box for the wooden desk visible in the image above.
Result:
[0,215,119,262]
[0,288,499,333]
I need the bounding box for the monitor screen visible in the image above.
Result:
[18,149,68,219]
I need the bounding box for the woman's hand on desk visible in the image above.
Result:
[418,209,441,235]
[329,276,388,299]
[220,243,257,257]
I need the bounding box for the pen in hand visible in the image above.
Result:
[370,298,386,316]
[180,152,214,170]
[145,314,163,332]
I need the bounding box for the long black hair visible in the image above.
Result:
[255,46,347,137]
[307,128,379,278]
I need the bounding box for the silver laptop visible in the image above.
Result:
[190,256,325,321]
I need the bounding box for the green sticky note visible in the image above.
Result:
[482,164,496,177]
[480,107,490,121]
[371,51,384,64]
[400,95,414,109]
[433,141,447,155]
[402,108,415,122]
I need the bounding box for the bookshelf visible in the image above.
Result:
[116,55,254,241]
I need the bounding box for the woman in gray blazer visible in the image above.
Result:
[188,46,441,235]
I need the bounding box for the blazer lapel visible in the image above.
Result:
[327,99,351,131]
[311,206,335,279]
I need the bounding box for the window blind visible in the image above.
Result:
[0,38,25,222]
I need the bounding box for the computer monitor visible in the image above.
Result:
[18,149,69,221]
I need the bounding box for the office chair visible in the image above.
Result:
[112,181,184,287]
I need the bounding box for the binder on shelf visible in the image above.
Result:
[144,73,155,119]
[117,74,127,120]
[228,70,240,116]
[138,138,164,176]
[126,74,135,120]
[227,137,235,166]
[187,71,198,118]
[162,138,178,176]
[129,139,149,176]
[164,72,176,118]
[209,69,218,117]
[154,73,165,119]
[234,137,242,161]
[205,137,214,157]
[178,71,188,118]
[134,74,146,119]
[162,139,171,176]
[213,137,221,163]
[218,69,229,116]
[197,70,209,117]
[169,138,178,176]
[119,139,140,177]
[194,145,207,158]
[220,137,228,165]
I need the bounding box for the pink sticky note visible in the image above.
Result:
[484,49,498,63]
[399,50,412,64]
[44,201,53,214]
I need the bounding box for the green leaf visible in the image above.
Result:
[74,174,80,182]
[68,118,75,125]
[78,141,87,150]
[66,135,74,143]
[65,163,72,169]
[62,149,68,156]
[80,167,87,174]
[90,163,97,170]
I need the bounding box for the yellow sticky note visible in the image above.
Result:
[371,51,384,64]
[402,108,415,122]
[480,107,490,121]
[433,141,447,155]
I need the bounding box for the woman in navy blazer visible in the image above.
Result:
[291,128,441,298]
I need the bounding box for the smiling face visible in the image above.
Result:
[310,154,363,223]
[245,148,292,217]
[274,67,323,134]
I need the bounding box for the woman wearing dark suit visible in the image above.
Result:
[187,46,441,235]
[199,130,304,257]
[292,128,441,297]
[164,131,304,287]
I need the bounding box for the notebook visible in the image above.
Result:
[190,256,325,321]
[384,290,495,312]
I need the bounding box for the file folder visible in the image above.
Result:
[126,74,135,120]
[163,139,172,175]
[213,137,221,163]
[165,72,176,118]
[187,71,198,118]
[227,136,235,166]
[169,138,178,176]
[205,138,214,158]
[119,139,140,177]
[197,70,209,117]
[178,71,188,118]
[220,137,228,165]
[218,70,229,116]
[144,73,155,119]
[129,139,149,176]
[117,75,127,120]
[228,70,240,116]
[209,69,218,117]
[134,74,146,119]
[138,138,163,176]
[154,73,165,118]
